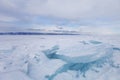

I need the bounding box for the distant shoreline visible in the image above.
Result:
[0,32,80,35]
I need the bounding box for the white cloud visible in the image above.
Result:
[79,24,120,35]
[0,14,18,22]
[0,0,120,21]
[28,23,120,34]
[24,0,120,20]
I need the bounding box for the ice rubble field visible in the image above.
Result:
[0,35,120,80]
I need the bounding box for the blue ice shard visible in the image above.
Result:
[89,40,102,44]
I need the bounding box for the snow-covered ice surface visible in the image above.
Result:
[0,35,120,80]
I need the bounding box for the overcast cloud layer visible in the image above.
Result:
[0,0,120,34]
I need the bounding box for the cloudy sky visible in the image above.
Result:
[0,0,120,34]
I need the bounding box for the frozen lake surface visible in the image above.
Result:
[0,35,120,80]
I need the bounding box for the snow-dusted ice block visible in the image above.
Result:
[43,42,113,63]
[43,42,120,80]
